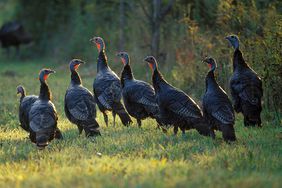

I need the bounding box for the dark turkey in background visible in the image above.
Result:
[0,21,32,56]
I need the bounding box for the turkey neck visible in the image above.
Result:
[233,49,249,71]
[71,70,82,85]
[206,71,218,91]
[152,69,168,92]
[39,80,51,101]
[97,50,108,72]
[121,64,134,87]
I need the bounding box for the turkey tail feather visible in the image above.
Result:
[220,124,236,142]
[113,102,132,126]
[194,120,215,138]
[84,120,101,137]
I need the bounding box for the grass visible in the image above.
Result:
[0,59,281,188]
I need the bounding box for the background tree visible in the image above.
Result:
[140,0,175,60]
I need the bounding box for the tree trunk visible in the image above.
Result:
[139,0,174,61]
[151,0,161,58]
[119,0,125,50]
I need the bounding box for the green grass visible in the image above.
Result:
[0,59,281,188]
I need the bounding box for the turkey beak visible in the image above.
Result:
[90,37,97,43]
[225,36,230,43]
[202,58,208,64]
[225,36,232,46]
[37,143,48,150]
[48,70,56,74]
[143,57,148,63]
[89,38,95,43]
[16,87,20,94]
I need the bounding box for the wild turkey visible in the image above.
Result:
[117,52,161,127]
[90,37,132,126]
[29,69,63,149]
[17,85,38,132]
[65,59,101,137]
[202,57,236,142]
[226,35,263,127]
[0,21,32,56]
[144,56,214,137]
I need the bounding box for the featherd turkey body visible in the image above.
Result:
[226,35,263,127]
[17,85,38,132]
[28,69,62,148]
[117,52,161,127]
[91,37,132,126]
[144,56,214,137]
[202,57,236,142]
[64,59,101,137]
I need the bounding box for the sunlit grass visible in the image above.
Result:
[0,59,281,188]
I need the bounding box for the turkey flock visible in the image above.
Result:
[17,35,263,149]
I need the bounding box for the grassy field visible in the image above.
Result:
[0,59,281,188]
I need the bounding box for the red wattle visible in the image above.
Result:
[96,43,101,51]
[43,74,49,81]
[121,58,126,65]
[149,63,154,71]
[74,64,79,70]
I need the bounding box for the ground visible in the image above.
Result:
[0,60,281,188]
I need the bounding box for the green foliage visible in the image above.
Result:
[171,0,282,123]
[14,0,72,56]
[191,0,219,27]
[0,0,17,24]
[0,60,281,187]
